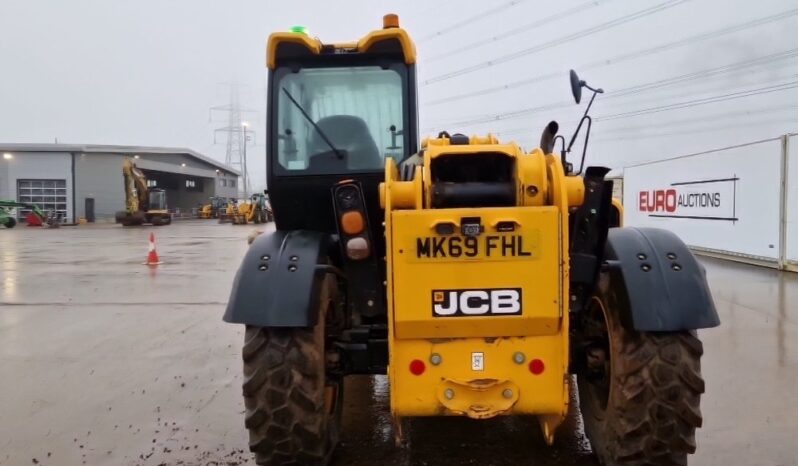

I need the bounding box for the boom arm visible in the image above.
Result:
[122,158,149,213]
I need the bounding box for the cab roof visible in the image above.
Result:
[266,14,416,69]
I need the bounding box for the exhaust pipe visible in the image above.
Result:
[539,120,559,154]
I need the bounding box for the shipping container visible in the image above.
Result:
[623,137,787,268]
[786,134,798,271]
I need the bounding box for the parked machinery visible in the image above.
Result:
[223,15,720,466]
[218,200,235,224]
[0,200,59,228]
[200,196,228,219]
[231,193,271,225]
[114,157,171,226]
[0,203,16,228]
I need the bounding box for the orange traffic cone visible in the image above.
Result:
[144,232,163,266]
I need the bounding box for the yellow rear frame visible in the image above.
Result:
[382,137,584,443]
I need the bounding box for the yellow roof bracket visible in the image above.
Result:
[357,28,417,65]
[266,32,322,69]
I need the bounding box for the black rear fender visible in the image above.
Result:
[224,230,334,327]
[604,227,720,331]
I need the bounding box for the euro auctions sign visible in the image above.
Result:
[638,176,738,222]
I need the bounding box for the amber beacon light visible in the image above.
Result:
[383,14,399,29]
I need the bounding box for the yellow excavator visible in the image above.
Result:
[115,157,171,226]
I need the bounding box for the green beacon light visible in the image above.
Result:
[290,25,309,35]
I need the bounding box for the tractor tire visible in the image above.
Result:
[4,217,16,228]
[577,272,705,466]
[242,275,342,465]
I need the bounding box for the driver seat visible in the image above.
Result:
[308,115,382,170]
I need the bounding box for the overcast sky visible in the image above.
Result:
[1,0,797,189]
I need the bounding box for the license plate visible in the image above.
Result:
[411,233,539,261]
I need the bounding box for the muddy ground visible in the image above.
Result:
[0,221,795,465]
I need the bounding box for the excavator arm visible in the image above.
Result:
[122,158,149,214]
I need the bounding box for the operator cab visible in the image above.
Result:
[149,189,167,211]
[275,68,406,173]
[266,16,418,237]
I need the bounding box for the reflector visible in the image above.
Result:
[341,211,365,235]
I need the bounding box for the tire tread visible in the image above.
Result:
[241,275,338,466]
[579,276,705,466]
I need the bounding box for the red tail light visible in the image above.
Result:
[409,359,426,376]
[528,359,545,375]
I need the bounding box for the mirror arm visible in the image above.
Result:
[552,134,567,172]
[573,116,593,176]
[567,90,598,153]
[584,83,603,95]
[583,90,599,116]
[567,114,586,153]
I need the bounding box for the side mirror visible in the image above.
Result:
[570,69,583,104]
[387,124,404,151]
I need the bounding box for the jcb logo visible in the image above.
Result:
[432,288,522,317]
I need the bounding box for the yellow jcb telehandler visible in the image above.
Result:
[224,15,719,466]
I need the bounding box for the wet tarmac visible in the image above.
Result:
[0,221,796,466]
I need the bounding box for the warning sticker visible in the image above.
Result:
[471,352,485,371]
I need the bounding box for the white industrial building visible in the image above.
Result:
[0,144,239,223]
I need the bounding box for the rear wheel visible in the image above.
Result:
[577,272,705,466]
[242,275,342,465]
[3,217,16,228]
